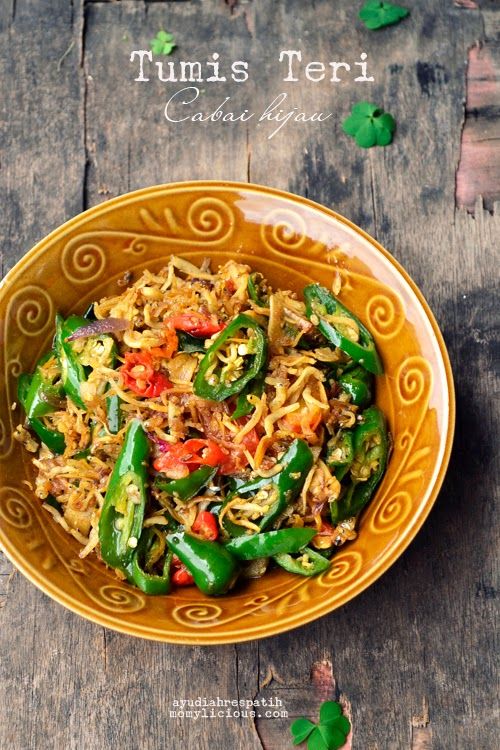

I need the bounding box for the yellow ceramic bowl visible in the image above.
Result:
[0,182,454,644]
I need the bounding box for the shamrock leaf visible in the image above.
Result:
[319,702,342,724]
[290,701,351,750]
[342,102,396,148]
[150,30,176,56]
[291,718,316,745]
[359,1,409,30]
[317,724,347,749]
[307,727,329,750]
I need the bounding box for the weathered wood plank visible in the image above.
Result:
[0,0,85,275]
[0,2,86,748]
[83,0,250,205]
[0,1,498,749]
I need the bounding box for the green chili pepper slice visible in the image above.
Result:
[55,313,117,412]
[106,394,122,434]
[193,313,267,401]
[326,429,355,481]
[98,419,149,569]
[304,284,383,375]
[55,314,88,409]
[166,531,239,596]
[231,368,266,420]
[17,373,66,455]
[224,527,316,560]
[221,439,314,536]
[155,465,217,502]
[273,546,330,576]
[24,352,65,420]
[247,272,269,307]
[330,405,389,524]
[338,365,373,408]
[125,528,172,595]
[103,335,121,434]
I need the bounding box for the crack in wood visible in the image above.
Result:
[250,641,266,750]
[246,122,252,182]
[81,2,91,211]
[102,628,108,670]
[368,152,379,237]
[411,698,432,749]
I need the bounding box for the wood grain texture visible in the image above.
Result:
[0,1,498,749]
[0,0,85,276]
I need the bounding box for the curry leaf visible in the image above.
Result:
[359,1,409,30]
[151,29,176,56]
[342,102,396,148]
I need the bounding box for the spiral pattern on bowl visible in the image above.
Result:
[172,603,223,626]
[98,585,146,613]
[366,292,405,339]
[186,198,234,240]
[315,550,363,587]
[369,490,413,535]
[0,488,32,529]
[61,239,106,284]
[260,208,308,256]
[396,356,432,405]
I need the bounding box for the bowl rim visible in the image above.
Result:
[0,180,455,644]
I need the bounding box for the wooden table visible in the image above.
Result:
[1,2,498,748]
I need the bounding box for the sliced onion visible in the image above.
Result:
[147,433,174,452]
[66,317,130,341]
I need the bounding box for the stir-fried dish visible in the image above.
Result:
[16,257,389,596]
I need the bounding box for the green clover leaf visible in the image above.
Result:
[289,701,351,750]
[342,102,396,148]
[317,724,347,749]
[291,718,316,745]
[307,727,329,750]
[150,30,176,56]
[359,1,409,30]
[319,702,342,724]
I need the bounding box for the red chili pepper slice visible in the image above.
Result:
[121,351,172,397]
[192,511,219,542]
[153,438,229,477]
[172,565,195,586]
[167,312,225,337]
[239,425,260,455]
[216,422,260,475]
